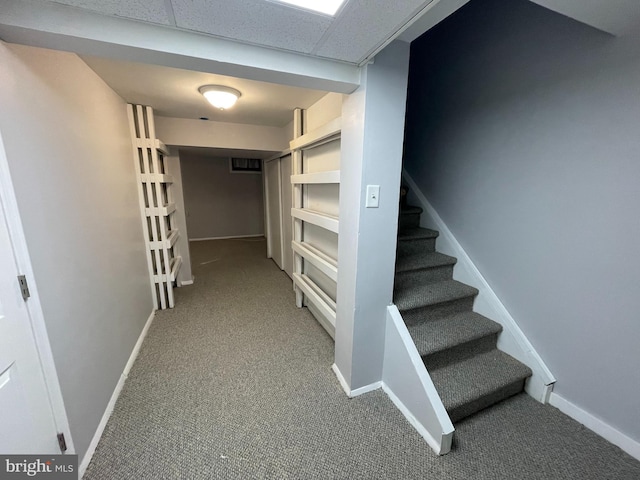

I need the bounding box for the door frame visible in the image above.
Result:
[0,130,75,453]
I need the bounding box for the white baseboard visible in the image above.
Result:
[331,364,382,398]
[402,170,556,403]
[549,393,640,461]
[189,234,264,242]
[79,310,156,478]
[381,383,452,455]
[179,276,194,287]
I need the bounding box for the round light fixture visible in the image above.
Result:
[199,85,241,110]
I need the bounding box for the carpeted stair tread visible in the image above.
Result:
[399,205,423,216]
[408,311,502,358]
[396,251,457,273]
[394,279,478,312]
[430,349,532,422]
[397,227,439,241]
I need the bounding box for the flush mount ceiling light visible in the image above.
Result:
[199,85,241,110]
[270,0,347,16]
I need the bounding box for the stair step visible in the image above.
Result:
[395,251,456,286]
[396,251,456,273]
[399,206,423,229]
[430,349,532,423]
[398,227,438,241]
[395,280,478,324]
[397,227,438,255]
[409,312,502,370]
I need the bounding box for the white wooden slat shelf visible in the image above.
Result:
[133,138,169,156]
[141,173,174,184]
[128,104,182,310]
[291,170,340,185]
[291,208,339,234]
[289,117,341,151]
[293,273,336,338]
[152,256,182,283]
[292,241,338,282]
[170,256,182,282]
[149,229,179,249]
[145,203,176,217]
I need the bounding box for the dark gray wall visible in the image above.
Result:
[404,0,640,442]
[180,152,264,240]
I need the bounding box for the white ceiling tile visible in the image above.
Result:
[171,0,333,53]
[44,0,173,25]
[313,0,432,63]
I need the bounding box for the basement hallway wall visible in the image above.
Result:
[180,153,265,240]
[403,0,640,443]
[0,42,153,458]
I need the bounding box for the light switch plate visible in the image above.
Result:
[366,185,380,208]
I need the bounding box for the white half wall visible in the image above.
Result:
[335,41,410,390]
[382,305,454,455]
[0,42,153,459]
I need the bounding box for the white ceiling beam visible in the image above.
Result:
[0,0,361,93]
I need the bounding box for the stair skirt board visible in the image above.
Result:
[402,170,555,403]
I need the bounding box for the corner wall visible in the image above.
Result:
[0,42,153,458]
[404,0,640,444]
[180,153,265,240]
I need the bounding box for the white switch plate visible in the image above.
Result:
[366,185,380,208]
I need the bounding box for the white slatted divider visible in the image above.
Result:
[292,109,304,305]
[127,104,182,310]
[290,110,341,337]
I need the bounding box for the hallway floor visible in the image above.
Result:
[84,238,640,479]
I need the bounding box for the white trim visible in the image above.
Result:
[292,241,338,282]
[381,382,452,455]
[79,310,156,477]
[402,170,556,402]
[331,364,382,398]
[289,117,341,151]
[291,170,340,185]
[549,393,640,461]
[189,234,265,242]
[179,278,194,287]
[0,129,75,453]
[291,208,339,234]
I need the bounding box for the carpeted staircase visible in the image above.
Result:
[395,205,532,423]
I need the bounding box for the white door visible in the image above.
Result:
[0,195,60,453]
[265,158,283,269]
[279,154,293,279]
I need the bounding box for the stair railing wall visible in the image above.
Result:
[127,104,182,309]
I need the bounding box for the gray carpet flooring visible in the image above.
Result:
[84,238,640,479]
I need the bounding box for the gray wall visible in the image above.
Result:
[0,43,153,457]
[404,0,640,442]
[180,152,264,240]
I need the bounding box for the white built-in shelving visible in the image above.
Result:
[127,104,182,310]
[290,110,341,338]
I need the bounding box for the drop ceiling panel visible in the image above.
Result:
[171,0,332,53]
[81,55,327,126]
[314,0,432,63]
[48,0,172,25]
